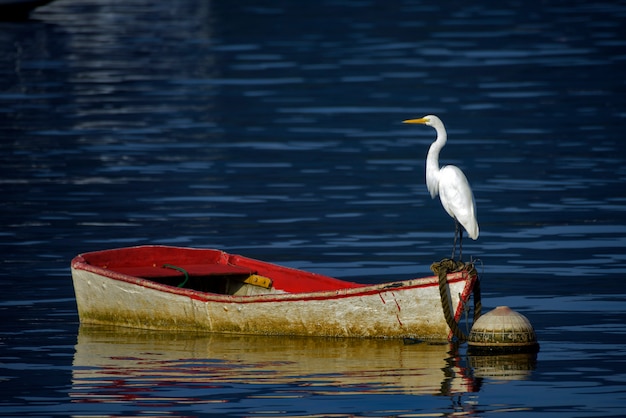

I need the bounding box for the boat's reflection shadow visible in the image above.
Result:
[70,325,536,406]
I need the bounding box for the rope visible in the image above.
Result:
[162,264,190,288]
[430,258,480,342]
[473,269,482,321]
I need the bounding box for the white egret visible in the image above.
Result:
[403,115,478,260]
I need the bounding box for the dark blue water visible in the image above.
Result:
[1,0,625,416]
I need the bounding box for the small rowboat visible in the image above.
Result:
[71,245,479,340]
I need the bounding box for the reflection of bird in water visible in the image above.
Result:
[403,115,479,260]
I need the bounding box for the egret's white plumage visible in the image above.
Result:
[403,115,478,259]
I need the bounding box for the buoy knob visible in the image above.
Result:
[468,306,539,354]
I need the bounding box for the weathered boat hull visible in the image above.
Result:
[71,245,477,340]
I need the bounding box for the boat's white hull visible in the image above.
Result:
[71,266,474,340]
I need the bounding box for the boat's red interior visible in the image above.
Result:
[77,245,364,293]
[110,263,255,280]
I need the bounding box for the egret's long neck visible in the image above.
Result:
[425,124,447,198]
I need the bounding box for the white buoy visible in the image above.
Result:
[468,306,539,354]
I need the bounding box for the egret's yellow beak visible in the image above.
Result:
[402,117,428,124]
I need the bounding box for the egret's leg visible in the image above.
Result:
[451,221,460,260]
[459,227,464,261]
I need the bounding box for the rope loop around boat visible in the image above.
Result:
[430,259,480,342]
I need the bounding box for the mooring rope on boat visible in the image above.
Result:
[430,259,481,342]
[162,264,190,288]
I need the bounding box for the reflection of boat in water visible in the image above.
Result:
[71,324,480,404]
